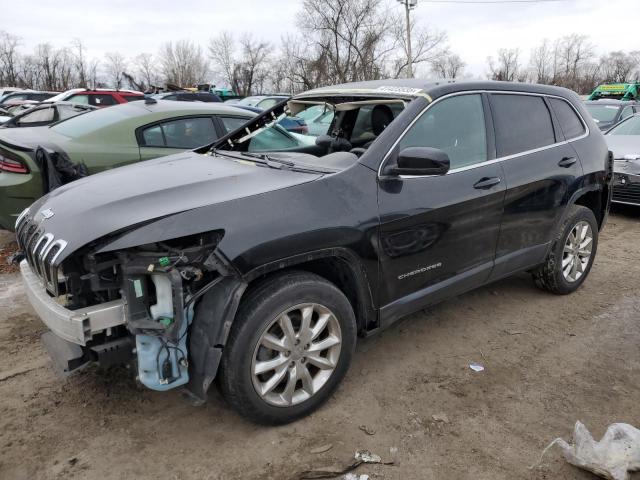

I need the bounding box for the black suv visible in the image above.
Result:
[16,80,612,424]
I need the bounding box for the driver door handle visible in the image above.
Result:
[473,177,501,190]
[558,156,577,168]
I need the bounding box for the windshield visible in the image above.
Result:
[607,115,640,135]
[220,99,405,164]
[46,90,79,103]
[51,105,130,137]
[237,96,265,107]
[586,104,620,123]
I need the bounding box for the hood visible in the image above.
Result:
[605,135,640,176]
[23,151,322,262]
[0,125,68,151]
[605,135,640,159]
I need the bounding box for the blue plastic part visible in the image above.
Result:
[135,307,193,391]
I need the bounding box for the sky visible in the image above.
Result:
[2,0,638,81]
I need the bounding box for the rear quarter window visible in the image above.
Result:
[548,98,586,140]
[491,94,556,157]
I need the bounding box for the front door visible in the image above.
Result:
[377,93,505,326]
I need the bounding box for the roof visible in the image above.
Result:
[294,79,581,102]
[129,99,254,116]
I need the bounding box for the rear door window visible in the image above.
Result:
[491,94,556,157]
[90,94,117,107]
[220,116,251,133]
[548,98,586,140]
[140,117,218,148]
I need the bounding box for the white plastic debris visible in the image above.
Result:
[354,450,381,463]
[469,362,484,372]
[539,421,640,480]
[343,474,369,480]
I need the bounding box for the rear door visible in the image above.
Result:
[488,92,584,279]
[138,116,220,161]
[377,93,506,325]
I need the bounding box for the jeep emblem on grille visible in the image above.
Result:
[41,209,54,220]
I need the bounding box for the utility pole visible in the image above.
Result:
[397,0,418,78]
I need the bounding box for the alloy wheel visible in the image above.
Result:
[251,303,342,407]
[562,220,593,282]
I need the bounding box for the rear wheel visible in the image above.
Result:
[533,205,598,295]
[218,271,356,424]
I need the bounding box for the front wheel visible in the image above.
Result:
[218,271,356,424]
[533,205,598,295]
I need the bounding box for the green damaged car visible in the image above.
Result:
[0,100,255,230]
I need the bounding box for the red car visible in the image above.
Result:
[45,88,144,107]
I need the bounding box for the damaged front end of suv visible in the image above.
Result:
[17,211,247,401]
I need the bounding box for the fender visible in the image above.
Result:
[245,247,378,332]
[185,247,378,402]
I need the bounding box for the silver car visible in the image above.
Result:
[605,114,640,206]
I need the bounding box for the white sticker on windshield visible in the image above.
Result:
[376,86,423,95]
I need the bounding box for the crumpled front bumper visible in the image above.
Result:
[20,260,126,346]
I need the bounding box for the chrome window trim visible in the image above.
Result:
[378,89,590,180]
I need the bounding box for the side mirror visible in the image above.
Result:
[385,147,450,176]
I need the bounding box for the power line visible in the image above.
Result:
[420,0,566,3]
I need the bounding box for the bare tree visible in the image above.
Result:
[600,51,637,83]
[298,0,394,85]
[0,31,21,87]
[158,40,209,87]
[71,38,90,88]
[208,32,236,88]
[487,48,522,82]
[238,34,271,94]
[529,39,553,84]
[429,52,466,79]
[105,52,127,89]
[390,14,447,79]
[35,43,74,91]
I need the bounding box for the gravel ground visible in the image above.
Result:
[0,207,639,480]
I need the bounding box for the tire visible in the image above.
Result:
[218,270,357,425]
[532,205,598,295]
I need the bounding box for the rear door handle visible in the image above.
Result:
[473,177,501,190]
[558,156,577,168]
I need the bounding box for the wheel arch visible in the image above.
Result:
[243,248,378,336]
[185,247,377,403]
[569,184,608,230]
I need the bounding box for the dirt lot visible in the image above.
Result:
[1,208,639,480]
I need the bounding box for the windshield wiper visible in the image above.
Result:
[238,151,296,168]
[211,149,331,175]
[211,149,289,169]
